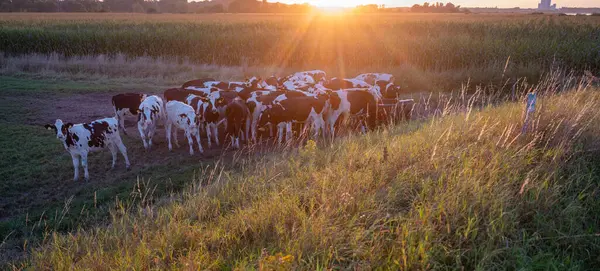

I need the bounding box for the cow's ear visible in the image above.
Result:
[44,124,55,131]
[64,123,74,129]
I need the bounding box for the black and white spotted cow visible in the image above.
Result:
[259,95,329,145]
[181,78,216,89]
[225,98,250,149]
[44,118,130,181]
[112,93,146,135]
[354,73,395,85]
[374,80,403,99]
[325,89,378,137]
[246,90,308,142]
[165,101,203,155]
[195,97,221,148]
[137,95,165,150]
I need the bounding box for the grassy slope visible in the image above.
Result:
[23,89,600,269]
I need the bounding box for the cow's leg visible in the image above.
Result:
[185,130,194,156]
[277,123,284,145]
[206,125,212,148]
[148,124,156,149]
[286,122,293,143]
[80,151,90,181]
[173,127,180,148]
[195,129,204,153]
[109,144,118,169]
[245,117,251,143]
[212,124,220,146]
[71,154,80,181]
[119,113,128,136]
[115,139,131,169]
[166,122,173,151]
[138,123,148,150]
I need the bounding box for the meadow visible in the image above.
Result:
[1,12,600,269]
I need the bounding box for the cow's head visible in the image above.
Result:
[138,106,158,130]
[45,119,73,141]
[180,113,199,135]
[385,83,402,98]
[258,105,275,127]
[198,98,219,122]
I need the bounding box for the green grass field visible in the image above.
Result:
[1,12,600,270]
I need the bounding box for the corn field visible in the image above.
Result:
[1,13,599,74]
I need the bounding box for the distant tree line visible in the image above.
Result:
[0,0,316,13]
[411,2,461,13]
[351,2,461,13]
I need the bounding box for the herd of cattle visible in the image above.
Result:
[44,70,414,181]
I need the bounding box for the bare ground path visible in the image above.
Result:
[0,86,234,265]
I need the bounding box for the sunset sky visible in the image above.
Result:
[277,0,599,8]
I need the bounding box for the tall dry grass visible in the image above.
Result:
[1,13,599,91]
[19,74,600,269]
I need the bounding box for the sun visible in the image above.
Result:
[283,0,374,7]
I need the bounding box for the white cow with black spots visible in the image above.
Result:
[137,95,165,150]
[44,118,130,181]
[165,101,203,155]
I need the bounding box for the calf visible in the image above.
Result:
[225,98,250,149]
[137,95,165,150]
[112,93,146,135]
[165,101,203,155]
[354,73,395,85]
[181,78,216,89]
[325,89,378,137]
[44,118,130,181]
[196,98,221,148]
[246,90,308,142]
[259,95,328,145]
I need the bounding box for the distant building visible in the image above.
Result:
[538,0,557,10]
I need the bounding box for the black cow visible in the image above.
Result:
[225,98,250,149]
[112,93,146,135]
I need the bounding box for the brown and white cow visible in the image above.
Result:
[325,89,378,137]
[258,95,329,145]
[137,95,165,150]
[195,97,221,148]
[246,90,309,142]
[44,118,130,181]
[112,93,146,135]
[165,101,203,155]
